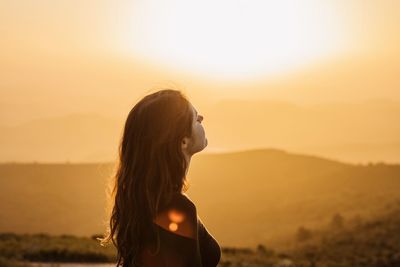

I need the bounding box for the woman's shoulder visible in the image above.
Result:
[153,192,198,240]
[166,192,197,214]
[177,192,196,209]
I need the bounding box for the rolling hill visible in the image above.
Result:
[0,149,399,247]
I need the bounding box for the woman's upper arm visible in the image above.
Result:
[153,205,198,239]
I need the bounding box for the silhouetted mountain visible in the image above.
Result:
[0,113,122,162]
[205,98,400,163]
[189,149,400,247]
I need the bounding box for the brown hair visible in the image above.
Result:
[99,89,194,266]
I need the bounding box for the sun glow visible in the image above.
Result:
[127,0,351,80]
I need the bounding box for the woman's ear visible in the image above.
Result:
[181,137,189,150]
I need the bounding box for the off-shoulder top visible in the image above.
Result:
[140,193,221,267]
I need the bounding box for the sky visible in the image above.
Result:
[0,0,399,125]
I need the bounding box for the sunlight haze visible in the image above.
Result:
[126,0,353,80]
[1,2,400,264]
[0,0,399,164]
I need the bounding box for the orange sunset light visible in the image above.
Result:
[126,0,352,80]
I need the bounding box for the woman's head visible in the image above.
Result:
[121,89,207,190]
[100,89,206,266]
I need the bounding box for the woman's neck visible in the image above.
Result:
[183,152,192,177]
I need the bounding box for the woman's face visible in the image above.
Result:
[182,103,207,156]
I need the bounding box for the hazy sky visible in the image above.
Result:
[0,0,399,126]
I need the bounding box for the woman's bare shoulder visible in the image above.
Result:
[153,192,198,239]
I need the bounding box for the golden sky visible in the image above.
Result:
[0,0,399,125]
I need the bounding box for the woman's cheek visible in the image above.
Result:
[200,126,207,146]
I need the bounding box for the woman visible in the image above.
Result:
[100,89,221,267]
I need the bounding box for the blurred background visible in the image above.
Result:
[1,0,400,266]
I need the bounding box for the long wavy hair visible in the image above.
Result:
[99,89,194,266]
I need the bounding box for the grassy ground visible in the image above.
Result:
[1,201,400,267]
[0,233,116,266]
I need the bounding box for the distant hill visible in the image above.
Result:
[1,99,400,163]
[0,149,399,247]
[0,113,122,162]
[205,98,400,163]
[189,149,400,247]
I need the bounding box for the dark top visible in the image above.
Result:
[140,193,221,267]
